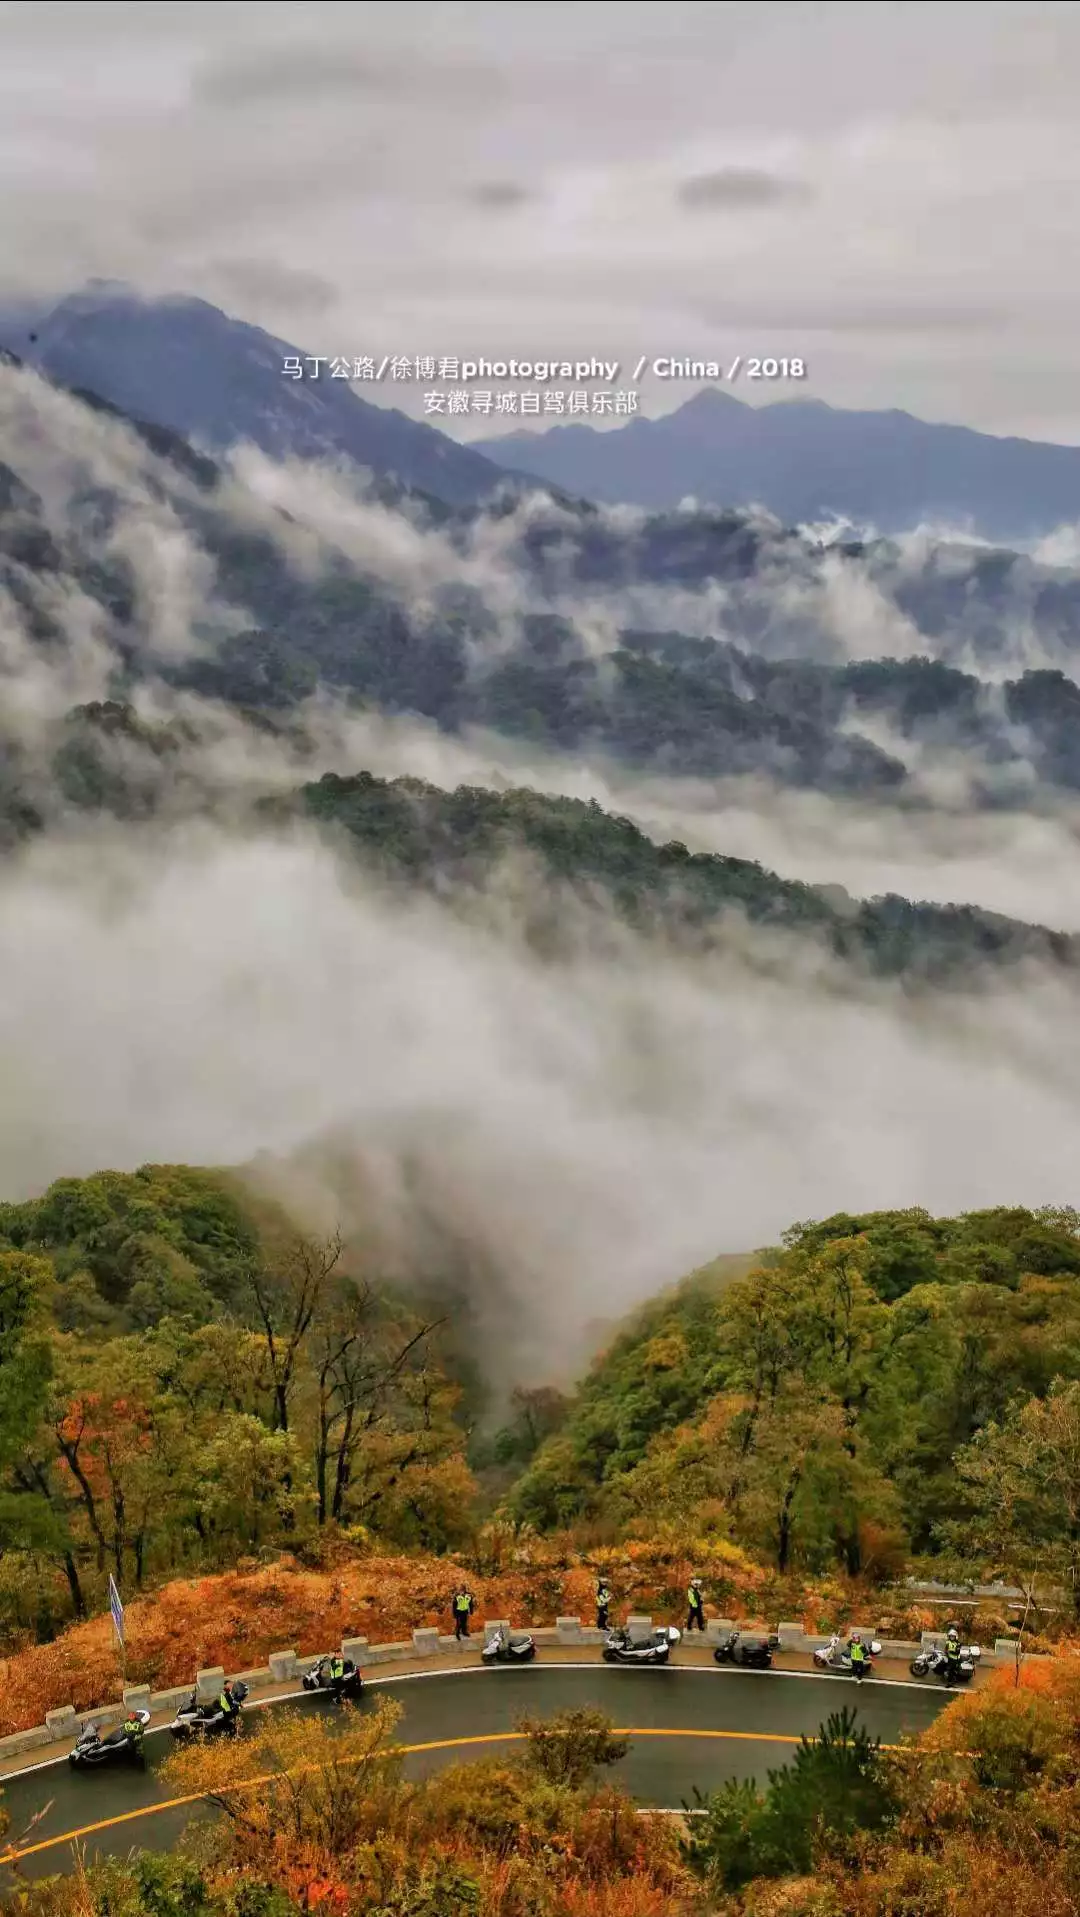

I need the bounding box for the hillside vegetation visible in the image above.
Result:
[0,1166,475,1637]
[6,708,1077,985]
[2,1173,1080,1666]
[278,769,1078,985]
[508,1203,1080,1597]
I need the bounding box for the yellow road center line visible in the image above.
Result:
[0,1726,903,1867]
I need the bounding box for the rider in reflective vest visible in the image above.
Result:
[453,1587,475,1639]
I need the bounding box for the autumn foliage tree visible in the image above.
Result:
[154,1699,695,1915]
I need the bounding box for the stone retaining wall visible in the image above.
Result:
[0,1614,1026,1764]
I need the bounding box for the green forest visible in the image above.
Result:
[507,1202,1080,1593]
[0,1165,474,1633]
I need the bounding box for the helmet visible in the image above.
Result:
[947,1627,959,1642]
[850,1631,862,1643]
[691,1577,702,1589]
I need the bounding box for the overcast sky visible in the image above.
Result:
[2,0,1080,442]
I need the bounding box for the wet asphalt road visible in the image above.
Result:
[0,1664,950,1882]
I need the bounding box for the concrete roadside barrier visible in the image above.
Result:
[0,1611,1034,1767]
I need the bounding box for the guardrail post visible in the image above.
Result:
[196,1666,225,1702]
[45,1706,78,1741]
[556,1617,583,1644]
[483,1618,511,1642]
[268,1649,298,1682]
[776,1622,804,1649]
[342,1637,369,1664]
[122,1684,151,1713]
[627,1614,653,1641]
[412,1627,440,1655]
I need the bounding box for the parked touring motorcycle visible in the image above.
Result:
[69,1708,151,1770]
[909,1642,981,1684]
[482,1626,537,1665]
[813,1633,883,1676]
[603,1625,681,1666]
[302,1656,364,1701]
[169,1680,249,1740]
[714,1630,780,1670]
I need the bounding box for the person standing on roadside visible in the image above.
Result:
[452,1585,475,1640]
[686,1576,706,1632]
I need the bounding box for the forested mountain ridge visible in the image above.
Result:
[8,352,1080,810]
[7,723,1077,986]
[506,1201,1080,1585]
[276,769,1080,984]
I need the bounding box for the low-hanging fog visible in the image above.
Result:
[2,815,1080,1385]
[316,706,1080,934]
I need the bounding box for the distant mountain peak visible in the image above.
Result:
[675,385,744,414]
[6,283,513,508]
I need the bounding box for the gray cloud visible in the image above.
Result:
[0,2,1078,438]
[190,44,499,111]
[204,258,340,315]
[691,299,1009,336]
[468,182,536,210]
[677,168,814,211]
[5,811,1080,1386]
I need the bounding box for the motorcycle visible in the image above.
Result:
[482,1626,537,1665]
[813,1633,883,1677]
[302,1656,364,1701]
[169,1680,249,1740]
[714,1630,780,1669]
[69,1708,151,1770]
[603,1625,681,1666]
[909,1643,981,1685]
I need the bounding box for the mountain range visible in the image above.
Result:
[477,386,1080,542]
[6,345,1080,823]
[4,285,1080,540]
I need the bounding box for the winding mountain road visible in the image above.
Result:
[0,1662,950,1882]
